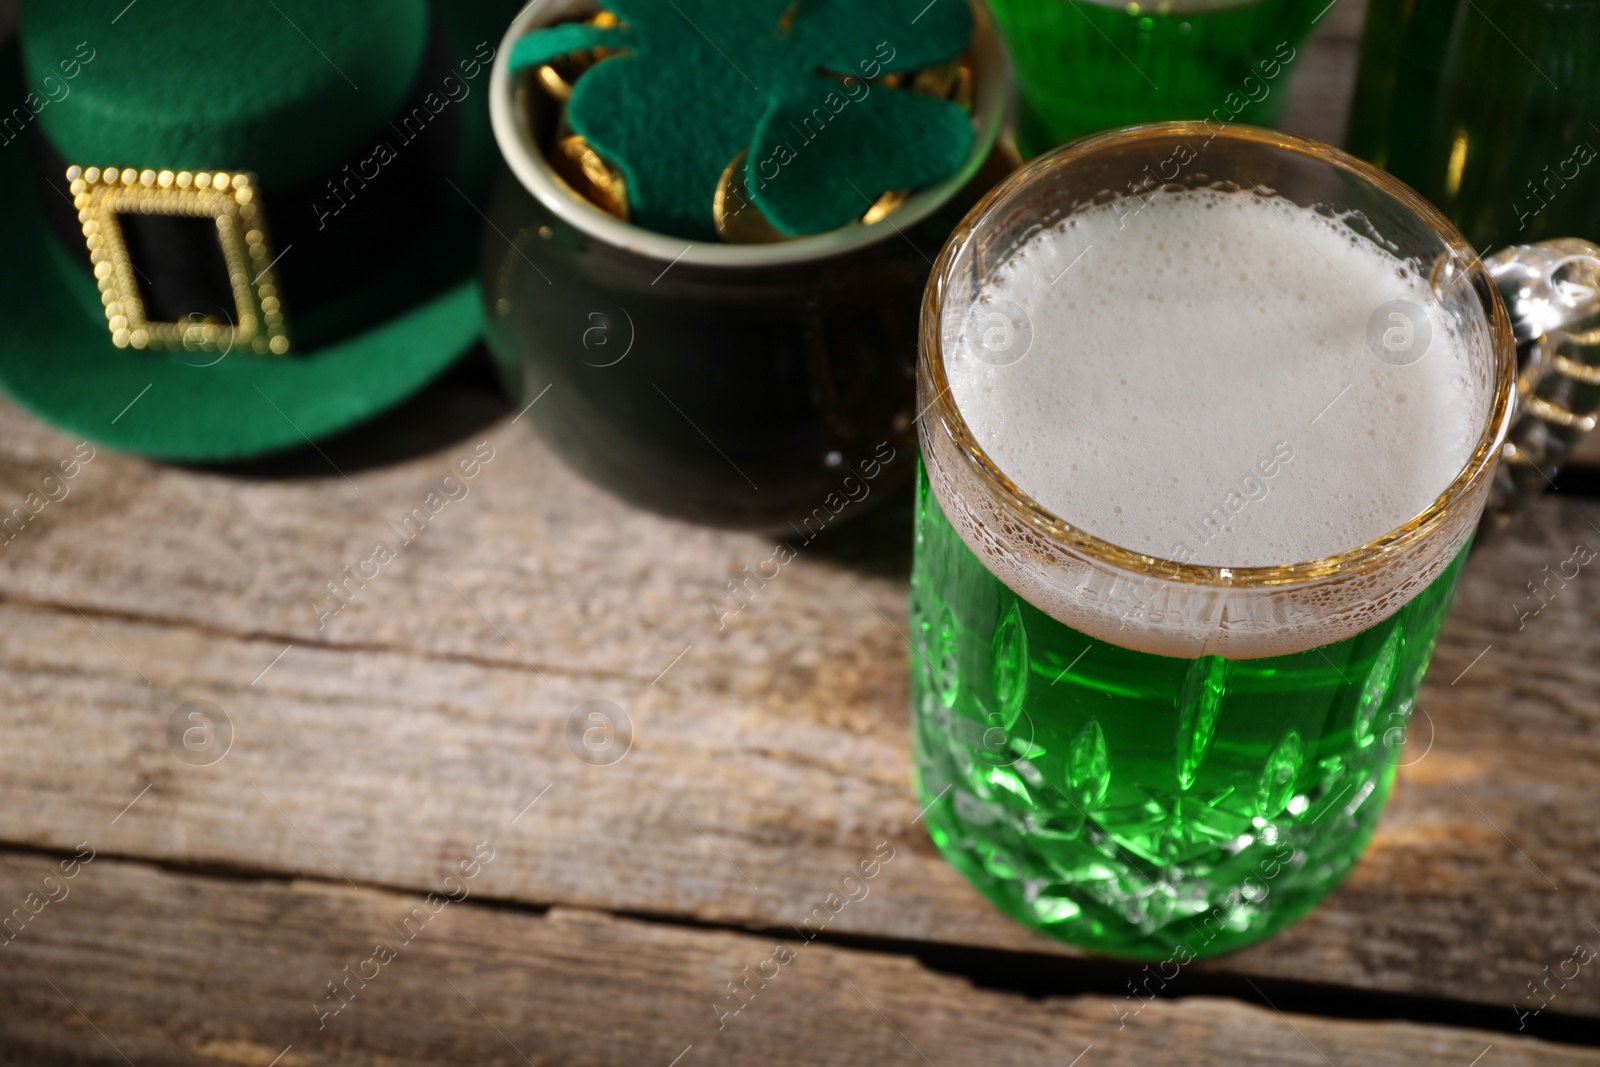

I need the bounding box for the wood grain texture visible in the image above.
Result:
[1,855,1588,1067]
[3,6,1599,1054]
[1,393,1597,1022]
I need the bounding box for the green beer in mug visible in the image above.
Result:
[988,0,1322,158]
[911,125,1518,958]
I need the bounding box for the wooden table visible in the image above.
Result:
[4,4,1599,1064]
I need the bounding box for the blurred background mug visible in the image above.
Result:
[990,0,1323,157]
[481,0,1010,531]
[1348,0,1600,252]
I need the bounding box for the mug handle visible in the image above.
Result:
[1483,238,1600,520]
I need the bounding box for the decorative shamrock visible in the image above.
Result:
[509,0,975,240]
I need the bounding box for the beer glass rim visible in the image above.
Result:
[919,122,1517,590]
[489,0,1010,268]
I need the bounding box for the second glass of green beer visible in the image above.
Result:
[911,124,1517,958]
[989,0,1322,157]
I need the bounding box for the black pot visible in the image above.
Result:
[481,0,1011,531]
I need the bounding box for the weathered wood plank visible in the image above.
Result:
[4,0,1599,1033]
[0,392,1597,1020]
[0,855,1587,1067]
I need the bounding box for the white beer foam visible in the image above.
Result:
[946,188,1481,569]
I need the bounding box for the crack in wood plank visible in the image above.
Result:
[2,855,1594,1067]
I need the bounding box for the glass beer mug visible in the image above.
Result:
[910,123,1599,958]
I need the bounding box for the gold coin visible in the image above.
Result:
[536,64,574,101]
[911,60,959,99]
[910,54,974,112]
[861,189,911,226]
[713,149,791,244]
[951,55,974,111]
[551,135,629,221]
[535,12,626,103]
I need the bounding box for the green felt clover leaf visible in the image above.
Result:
[509,0,974,240]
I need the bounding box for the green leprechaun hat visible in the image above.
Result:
[0,0,519,461]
